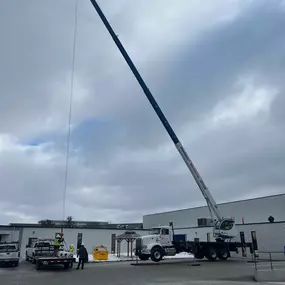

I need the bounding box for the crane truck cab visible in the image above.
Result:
[135,226,177,262]
[214,218,237,240]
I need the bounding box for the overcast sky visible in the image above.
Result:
[0,0,284,224]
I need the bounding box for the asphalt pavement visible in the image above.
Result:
[0,258,284,285]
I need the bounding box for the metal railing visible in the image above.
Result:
[253,251,285,271]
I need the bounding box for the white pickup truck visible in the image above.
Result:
[0,242,20,267]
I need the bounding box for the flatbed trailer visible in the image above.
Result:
[172,240,253,261]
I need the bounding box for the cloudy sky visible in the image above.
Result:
[0,0,284,224]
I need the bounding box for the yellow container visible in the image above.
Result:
[93,245,109,261]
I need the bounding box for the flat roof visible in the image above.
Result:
[0,223,144,230]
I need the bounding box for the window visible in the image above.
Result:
[220,220,234,230]
[0,245,17,252]
[161,228,169,235]
[151,228,161,235]
[37,242,51,247]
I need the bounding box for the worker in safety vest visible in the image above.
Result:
[69,244,75,253]
[53,233,64,256]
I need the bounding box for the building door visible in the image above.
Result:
[173,234,186,242]
[160,228,171,246]
[207,233,211,242]
[111,234,116,254]
[28,238,37,248]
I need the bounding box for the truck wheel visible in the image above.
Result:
[25,252,29,261]
[151,247,163,262]
[14,261,19,267]
[36,260,41,270]
[139,254,150,261]
[64,263,69,269]
[206,248,217,261]
[218,250,229,260]
[32,258,36,264]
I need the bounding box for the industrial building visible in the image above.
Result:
[0,221,147,258]
[143,193,285,253]
[1,194,284,259]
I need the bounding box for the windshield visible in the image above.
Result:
[151,228,161,235]
[214,220,235,231]
[0,245,17,252]
[220,220,234,230]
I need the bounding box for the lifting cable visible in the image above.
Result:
[61,0,79,234]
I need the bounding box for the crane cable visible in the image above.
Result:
[61,0,79,234]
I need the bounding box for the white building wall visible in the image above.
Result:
[0,229,20,242]
[143,194,285,229]
[20,227,147,258]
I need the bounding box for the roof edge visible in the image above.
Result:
[144,192,285,217]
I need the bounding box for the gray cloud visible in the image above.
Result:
[0,0,284,224]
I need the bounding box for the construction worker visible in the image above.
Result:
[53,233,64,256]
[69,244,75,253]
[268,214,274,223]
[76,242,88,270]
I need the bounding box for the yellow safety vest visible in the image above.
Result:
[54,238,61,247]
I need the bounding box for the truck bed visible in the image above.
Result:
[34,256,74,261]
[33,255,75,270]
[172,240,253,256]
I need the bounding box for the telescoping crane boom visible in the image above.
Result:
[89,0,237,240]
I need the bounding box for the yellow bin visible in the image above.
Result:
[93,245,109,261]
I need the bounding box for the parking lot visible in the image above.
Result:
[1,258,284,285]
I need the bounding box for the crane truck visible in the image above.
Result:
[89,0,253,262]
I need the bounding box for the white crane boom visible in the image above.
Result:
[175,142,221,221]
[89,0,236,240]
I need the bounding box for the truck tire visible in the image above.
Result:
[205,248,217,261]
[139,254,150,261]
[218,249,229,260]
[64,263,69,269]
[194,251,204,259]
[151,247,163,262]
[25,252,29,261]
[36,260,41,270]
[14,261,19,267]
